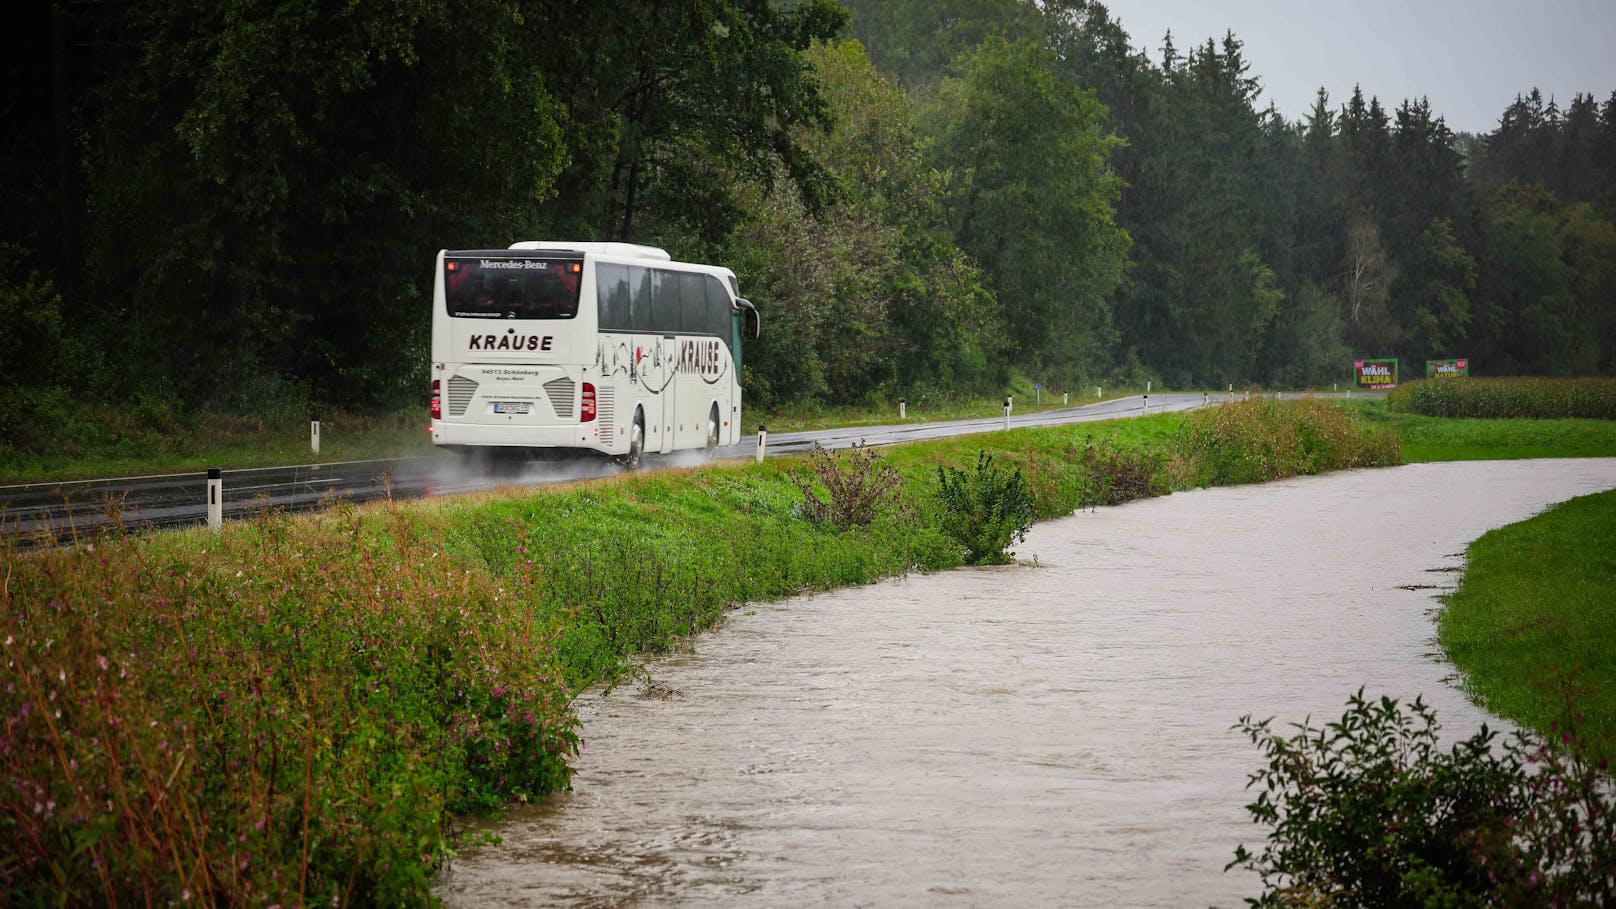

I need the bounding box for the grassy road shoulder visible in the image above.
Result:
[0,407,435,483]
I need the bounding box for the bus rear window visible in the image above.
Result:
[444,256,581,320]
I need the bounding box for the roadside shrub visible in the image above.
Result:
[1232,691,1615,907]
[1183,399,1400,486]
[1388,377,1616,419]
[935,451,1035,565]
[1077,438,1171,507]
[793,441,909,529]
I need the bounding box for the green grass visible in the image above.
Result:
[0,406,435,483]
[1439,489,1616,762]
[0,399,1396,905]
[1353,400,1616,462]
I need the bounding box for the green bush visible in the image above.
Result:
[935,451,1035,564]
[793,442,909,529]
[1232,692,1615,907]
[1388,377,1616,419]
[1076,438,1172,508]
[1182,398,1401,486]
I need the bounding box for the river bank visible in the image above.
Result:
[1,398,1394,904]
[437,458,1616,907]
[1439,487,1616,761]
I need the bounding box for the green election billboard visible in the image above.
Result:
[1426,358,1469,378]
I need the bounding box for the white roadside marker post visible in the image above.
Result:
[1063,392,1069,405]
[899,399,906,419]
[207,467,222,532]
[1002,397,1012,431]
[311,413,321,456]
[756,425,767,463]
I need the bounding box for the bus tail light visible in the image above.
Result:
[430,379,442,420]
[581,383,597,422]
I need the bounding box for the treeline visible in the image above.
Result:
[840,0,1616,388]
[3,0,1614,423]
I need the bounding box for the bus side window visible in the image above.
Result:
[629,266,652,330]
[652,269,681,334]
[679,272,705,336]
[598,264,629,330]
[706,276,731,340]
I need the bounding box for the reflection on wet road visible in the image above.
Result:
[437,459,1616,908]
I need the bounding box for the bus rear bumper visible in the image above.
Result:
[431,421,617,455]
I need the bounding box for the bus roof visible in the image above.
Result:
[508,241,670,261]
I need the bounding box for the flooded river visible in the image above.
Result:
[437,459,1616,907]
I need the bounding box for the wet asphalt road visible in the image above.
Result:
[0,392,1326,543]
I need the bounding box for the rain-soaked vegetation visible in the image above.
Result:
[2,401,1397,903]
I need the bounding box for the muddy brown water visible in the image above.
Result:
[437,459,1616,907]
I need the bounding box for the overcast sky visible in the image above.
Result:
[1099,0,1616,134]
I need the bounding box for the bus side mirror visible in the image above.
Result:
[738,299,760,340]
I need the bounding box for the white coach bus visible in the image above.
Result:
[429,241,758,467]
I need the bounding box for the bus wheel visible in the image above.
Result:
[621,410,646,470]
[703,404,721,458]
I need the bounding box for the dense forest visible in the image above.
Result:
[4,0,1614,422]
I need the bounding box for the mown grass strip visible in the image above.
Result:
[1354,400,1616,462]
[1440,489,1616,762]
[0,399,1397,904]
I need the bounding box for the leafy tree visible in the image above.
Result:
[1259,279,1346,388]
[927,36,1128,382]
[81,0,573,408]
[837,0,1041,87]
[536,0,846,244]
[725,40,1005,407]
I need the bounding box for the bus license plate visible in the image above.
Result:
[493,402,530,415]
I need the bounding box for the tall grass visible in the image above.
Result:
[1182,397,1402,485]
[1388,377,1616,420]
[1,398,1397,903]
[1,502,576,904]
